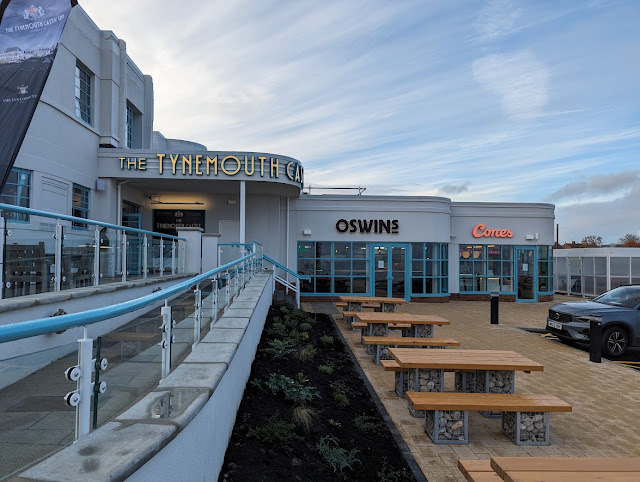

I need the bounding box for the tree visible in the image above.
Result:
[617,234,640,247]
[580,235,603,247]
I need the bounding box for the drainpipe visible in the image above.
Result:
[239,181,246,244]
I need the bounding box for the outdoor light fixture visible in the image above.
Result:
[149,194,203,205]
[303,229,312,236]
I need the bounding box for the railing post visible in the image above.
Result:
[225,270,230,307]
[211,276,218,328]
[194,285,202,345]
[160,238,165,277]
[93,229,100,286]
[160,303,174,379]
[0,215,4,299]
[296,278,301,309]
[182,241,186,274]
[143,234,148,279]
[54,222,62,291]
[172,240,176,275]
[121,232,128,282]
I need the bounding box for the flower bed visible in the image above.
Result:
[220,306,416,481]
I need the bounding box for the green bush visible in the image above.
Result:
[264,372,319,405]
[297,343,317,362]
[318,364,334,375]
[320,335,334,345]
[248,413,302,453]
[300,322,313,332]
[261,339,295,359]
[333,393,349,406]
[316,435,360,473]
[354,414,382,433]
[266,322,286,337]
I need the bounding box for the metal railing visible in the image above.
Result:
[0,203,186,300]
[0,250,262,446]
[263,254,310,308]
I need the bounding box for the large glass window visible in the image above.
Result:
[459,244,514,293]
[537,246,553,293]
[297,241,370,294]
[0,168,31,222]
[75,63,92,125]
[72,184,90,229]
[410,243,448,295]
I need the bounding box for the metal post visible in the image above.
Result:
[296,278,300,309]
[54,222,62,291]
[225,271,230,307]
[0,216,4,299]
[160,303,173,378]
[194,286,202,345]
[76,328,93,439]
[121,232,127,282]
[160,238,164,277]
[589,316,602,363]
[490,292,499,324]
[171,240,176,275]
[143,234,148,279]
[211,276,218,328]
[93,229,100,286]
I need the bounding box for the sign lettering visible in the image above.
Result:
[472,223,513,238]
[336,219,399,234]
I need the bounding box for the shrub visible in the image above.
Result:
[248,413,302,453]
[354,414,382,433]
[291,406,317,433]
[261,339,295,359]
[377,458,411,482]
[266,322,286,337]
[264,372,319,405]
[316,435,360,473]
[318,364,334,375]
[320,335,334,345]
[333,393,349,406]
[300,322,313,332]
[298,343,317,362]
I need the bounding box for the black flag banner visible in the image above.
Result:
[0,0,77,192]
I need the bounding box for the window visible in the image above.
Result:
[72,184,90,228]
[297,241,370,294]
[75,63,92,124]
[459,245,514,293]
[537,246,554,293]
[410,243,448,295]
[126,104,133,148]
[0,168,31,222]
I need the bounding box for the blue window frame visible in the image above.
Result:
[410,243,449,295]
[537,246,554,293]
[459,244,515,293]
[72,184,90,229]
[297,241,370,295]
[0,168,31,222]
[75,63,92,125]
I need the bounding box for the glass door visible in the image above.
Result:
[516,247,536,301]
[373,244,407,299]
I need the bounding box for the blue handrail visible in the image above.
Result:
[263,255,310,281]
[0,253,260,343]
[0,203,185,241]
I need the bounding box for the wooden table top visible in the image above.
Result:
[389,348,544,371]
[503,473,640,482]
[491,457,640,477]
[354,312,450,324]
[338,296,407,304]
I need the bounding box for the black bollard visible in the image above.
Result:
[490,292,499,324]
[589,317,602,363]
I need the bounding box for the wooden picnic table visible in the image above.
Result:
[390,348,543,416]
[490,457,640,482]
[338,296,406,312]
[354,312,449,338]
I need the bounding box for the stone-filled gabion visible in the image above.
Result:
[408,369,443,392]
[414,325,433,338]
[502,411,549,445]
[476,370,514,418]
[366,324,387,354]
[454,371,476,393]
[425,410,467,443]
[379,345,392,361]
[382,303,396,312]
[395,371,408,397]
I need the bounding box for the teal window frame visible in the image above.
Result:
[410,243,449,296]
[0,168,31,222]
[537,246,554,294]
[459,244,515,293]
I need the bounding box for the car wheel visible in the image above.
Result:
[602,326,628,358]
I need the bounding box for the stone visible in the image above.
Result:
[451,421,464,430]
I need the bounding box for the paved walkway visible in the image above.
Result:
[304,296,640,482]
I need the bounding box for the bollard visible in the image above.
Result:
[490,292,499,324]
[589,317,602,363]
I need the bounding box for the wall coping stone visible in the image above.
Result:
[183,342,238,365]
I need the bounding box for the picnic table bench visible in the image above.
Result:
[338,296,406,312]
[355,312,450,338]
[406,392,571,445]
[459,457,640,482]
[362,335,460,364]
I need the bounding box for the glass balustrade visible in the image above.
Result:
[61,226,97,290]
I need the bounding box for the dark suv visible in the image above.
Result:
[546,285,640,357]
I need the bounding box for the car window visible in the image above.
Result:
[593,287,640,308]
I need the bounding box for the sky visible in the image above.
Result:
[81,0,640,245]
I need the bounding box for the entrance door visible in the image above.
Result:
[373,245,407,299]
[516,247,536,301]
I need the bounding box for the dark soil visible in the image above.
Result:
[219,306,416,481]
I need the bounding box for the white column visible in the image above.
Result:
[240,181,246,244]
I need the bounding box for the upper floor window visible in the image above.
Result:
[72,183,90,229]
[0,168,31,222]
[75,63,92,125]
[126,104,133,148]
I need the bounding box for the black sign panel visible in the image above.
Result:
[0,0,76,191]
[153,209,205,237]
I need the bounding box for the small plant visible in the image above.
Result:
[248,412,302,453]
[354,414,382,433]
[266,322,286,337]
[261,339,295,359]
[320,335,334,345]
[287,329,302,343]
[264,372,319,405]
[333,393,349,406]
[328,419,341,428]
[318,364,334,375]
[297,343,317,362]
[316,435,360,473]
[300,332,309,341]
[377,458,410,482]
[249,378,263,390]
[300,322,312,332]
[291,406,317,433]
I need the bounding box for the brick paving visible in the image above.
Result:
[304,296,640,482]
